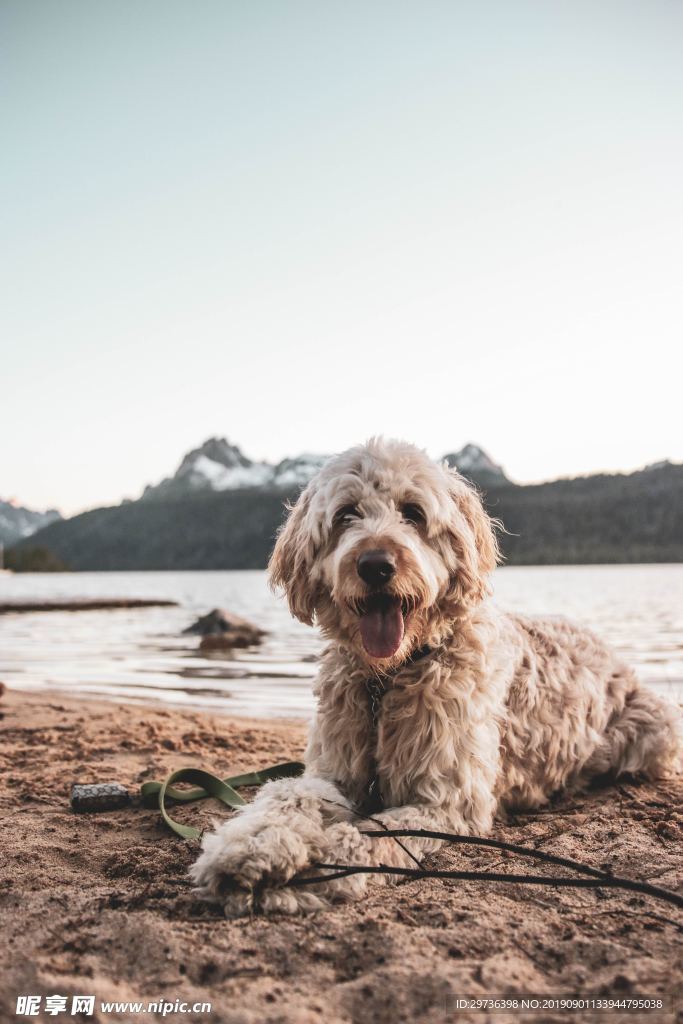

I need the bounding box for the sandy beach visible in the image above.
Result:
[1,687,681,1024]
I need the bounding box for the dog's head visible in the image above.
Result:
[269,438,499,668]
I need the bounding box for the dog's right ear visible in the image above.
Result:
[441,469,500,614]
[268,489,319,625]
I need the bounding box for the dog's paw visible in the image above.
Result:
[300,820,372,904]
[258,886,331,915]
[321,820,372,864]
[190,818,323,902]
[198,820,373,916]
[251,872,367,916]
[221,888,256,918]
[217,884,331,917]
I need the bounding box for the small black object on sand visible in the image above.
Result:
[71,783,132,813]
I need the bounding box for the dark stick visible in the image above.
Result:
[359,827,610,879]
[288,863,683,908]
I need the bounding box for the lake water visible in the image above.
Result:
[1,565,681,718]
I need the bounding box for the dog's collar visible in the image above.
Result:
[375,641,441,681]
[403,642,438,668]
[364,642,441,713]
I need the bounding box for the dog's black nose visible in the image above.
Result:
[357,549,396,586]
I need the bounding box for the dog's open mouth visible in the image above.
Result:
[356,594,410,659]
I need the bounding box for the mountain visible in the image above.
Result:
[11,449,683,570]
[141,438,329,500]
[0,498,61,546]
[443,444,509,488]
[142,437,505,502]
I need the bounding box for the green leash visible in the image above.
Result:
[140,761,305,840]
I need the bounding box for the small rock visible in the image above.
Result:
[184,608,264,645]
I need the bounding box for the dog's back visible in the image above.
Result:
[495,611,681,810]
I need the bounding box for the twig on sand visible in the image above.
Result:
[292,863,683,908]
[288,828,683,910]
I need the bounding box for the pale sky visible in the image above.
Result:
[2,1,682,515]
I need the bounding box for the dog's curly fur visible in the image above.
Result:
[191,438,681,915]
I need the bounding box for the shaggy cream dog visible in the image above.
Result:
[191,439,680,915]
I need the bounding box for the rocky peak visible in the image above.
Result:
[442,444,509,487]
[176,437,251,477]
[142,439,327,500]
[272,454,330,488]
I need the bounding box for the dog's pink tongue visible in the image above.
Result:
[359,600,404,659]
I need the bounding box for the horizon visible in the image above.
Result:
[2,1,683,515]
[1,433,680,518]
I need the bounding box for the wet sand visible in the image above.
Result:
[0,689,681,1023]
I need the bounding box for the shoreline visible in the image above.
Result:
[2,682,310,729]
[1,688,681,1023]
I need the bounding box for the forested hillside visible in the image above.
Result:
[10,461,682,570]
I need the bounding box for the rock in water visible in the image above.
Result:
[184,608,265,648]
[199,633,257,652]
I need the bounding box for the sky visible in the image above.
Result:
[1,1,682,515]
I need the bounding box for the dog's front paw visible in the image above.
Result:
[190,817,323,904]
[257,886,331,915]
[216,883,332,917]
[197,820,374,916]
[279,821,372,909]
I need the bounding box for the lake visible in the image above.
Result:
[1,565,681,717]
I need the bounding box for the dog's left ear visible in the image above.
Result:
[268,488,320,625]
[442,471,500,612]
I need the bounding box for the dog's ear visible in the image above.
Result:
[442,470,499,612]
[268,489,319,625]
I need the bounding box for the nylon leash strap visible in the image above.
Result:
[140,761,305,840]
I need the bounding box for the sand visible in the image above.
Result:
[0,688,681,1024]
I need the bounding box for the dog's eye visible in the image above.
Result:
[401,503,425,526]
[334,504,360,526]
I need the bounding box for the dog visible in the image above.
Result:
[191,438,680,915]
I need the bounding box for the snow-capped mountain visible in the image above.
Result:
[172,437,273,491]
[443,444,509,486]
[142,437,509,502]
[270,454,331,488]
[142,438,329,500]
[0,499,61,546]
